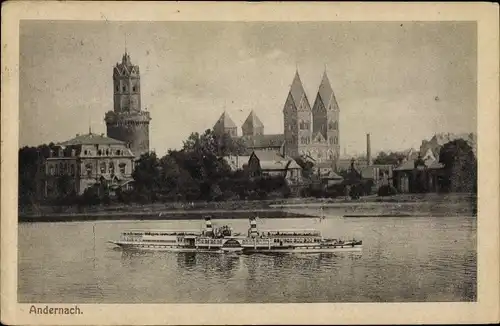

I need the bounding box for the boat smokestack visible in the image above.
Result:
[204,216,213,233]
[366,133,372,166]
[249,216,258,237]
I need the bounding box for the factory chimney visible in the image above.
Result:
[366,133,372,166]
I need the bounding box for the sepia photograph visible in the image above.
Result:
[2,1,499,325]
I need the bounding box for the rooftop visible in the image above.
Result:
[214,111,237,129]
[394,158,444,171]
[289,70,308,107]
[251,150,300,171]
[57,132,126,146]
[242,110,264,129]
[239,134,285,150]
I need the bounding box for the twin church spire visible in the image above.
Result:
[283,67,340,161]
[213,68,340,165]
[285,68,339,113]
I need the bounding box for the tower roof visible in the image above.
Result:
[289,70,307,106]
[114,51,139,76]
[214,111,237,129]
[317,71,338,110]
[242,110,264,130]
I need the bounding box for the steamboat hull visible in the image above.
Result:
[108,241,230,253]
[109,241,362,253]
[241,245,362,254]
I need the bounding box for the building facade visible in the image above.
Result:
[104,51,151,158]
[43,132,135,198]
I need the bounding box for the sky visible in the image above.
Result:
[19,21,477,157]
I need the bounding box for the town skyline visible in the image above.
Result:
[19,21,477,157]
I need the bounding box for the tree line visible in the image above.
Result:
[18,131,477,208]
[18,130,292,207]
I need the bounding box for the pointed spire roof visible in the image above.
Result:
[122,51,132,66]
[214,111,237,129]
[289,70,307,106]
[317,71,335,109]
[243,110,264,129]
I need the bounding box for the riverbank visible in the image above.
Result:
[18,193,476,222]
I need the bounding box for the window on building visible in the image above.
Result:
[106,149,109,156]
[119,163,126,174]
[86,164,93,177]
[100,162,106,173]
[116,85,119,92]
[122,86,126,92]
[299,120,310,130]
[334,137,338,144]
[116,150,121,156]
[109,162,114,174]
[50,166,55,175]
[70,165,75,176]
[132,86,136,92]
[84,150,88,155]
[97,150,102,156]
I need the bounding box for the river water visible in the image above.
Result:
[18,211,476,303]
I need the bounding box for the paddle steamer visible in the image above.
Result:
[109,216,362,253]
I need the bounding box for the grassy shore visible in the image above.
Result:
[18,193,476,222]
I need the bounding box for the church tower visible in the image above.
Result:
[283,70,312,158]
[312,70,340,164]
[104,51,151,158]
[213,111,238,137]
[242,110,264,136]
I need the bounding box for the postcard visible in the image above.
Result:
[1,1,499,325]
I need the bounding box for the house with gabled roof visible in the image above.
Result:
[393,153,445,193]
[247,150,303,186]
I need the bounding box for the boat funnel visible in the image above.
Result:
[204,216,213,233]
[248,216,259,237]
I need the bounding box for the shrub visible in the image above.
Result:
[377,185,398,197]
[349,185,362,200]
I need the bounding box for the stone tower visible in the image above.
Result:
[104,51,151,158]
[312,71,340,164]
[242,110,264,136]
[213,111,238,137]
[283,70,312,158]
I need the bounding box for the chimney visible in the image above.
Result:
[366,133,372,166]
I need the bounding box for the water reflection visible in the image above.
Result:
[177,252,197,270]
[195,253,242,279]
